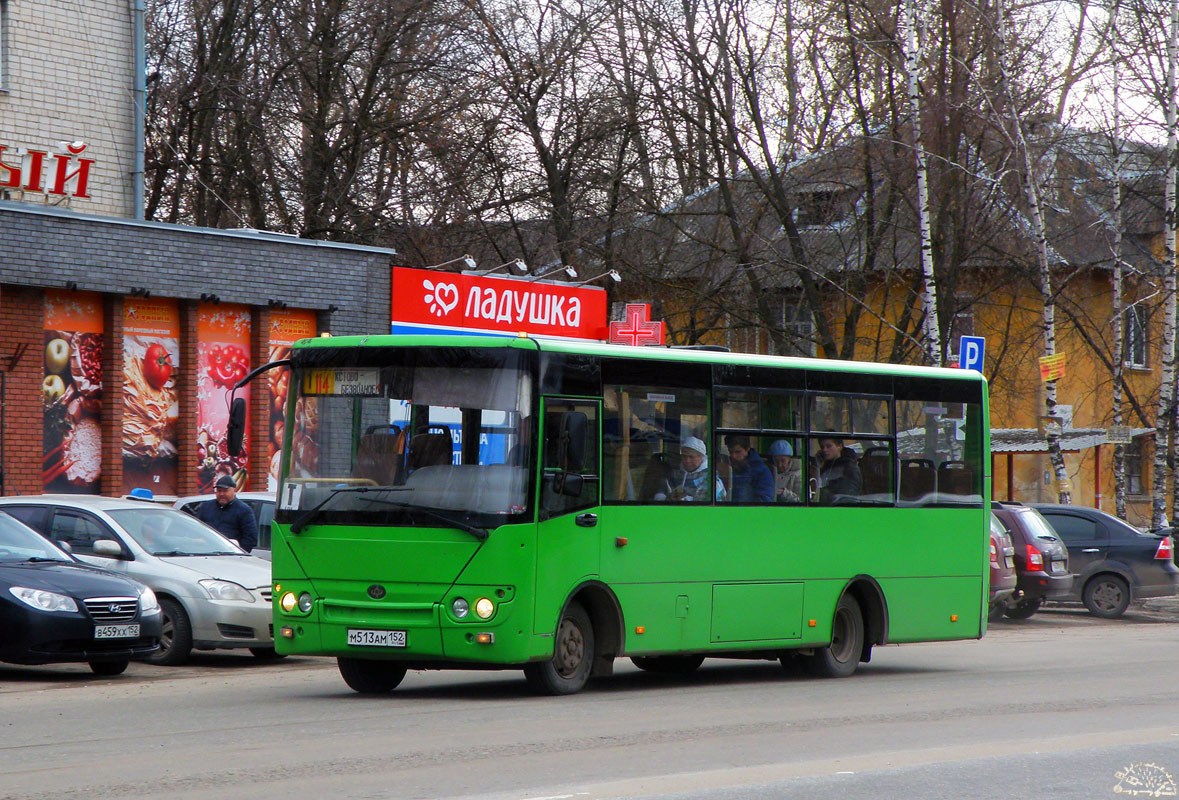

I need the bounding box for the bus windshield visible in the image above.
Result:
[277,346,533,527]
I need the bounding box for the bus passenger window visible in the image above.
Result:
[602,383,710,504]
[813,437,862,504]
[718,434,774,503]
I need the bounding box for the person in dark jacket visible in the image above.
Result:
[815,438,862,502]
[723,434,774,503]
[198,474,258,552]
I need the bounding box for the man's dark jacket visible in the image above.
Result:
[198,497,258,552]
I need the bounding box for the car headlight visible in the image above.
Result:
[199,579,255,603]
[9,586,78,613]
[139,586,161,614]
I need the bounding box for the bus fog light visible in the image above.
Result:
[280,592,297,612]
[475,597,494,619]
[452,598,470,618]
[280,626,295,639]
[297,592,313,613]
[475,633,494,644]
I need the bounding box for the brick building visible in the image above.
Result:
[0,2,396,498]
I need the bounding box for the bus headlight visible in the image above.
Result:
[298,592,313,613]
[280,592,297,612]
[452,597,470,619]
[475,597,495,619]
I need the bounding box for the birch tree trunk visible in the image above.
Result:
[902,0,942,367]
[994,0,1071,503]
[1153,0,1179,529]
[1110,38,1127,520]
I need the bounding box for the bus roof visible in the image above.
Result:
[293,333,986,384]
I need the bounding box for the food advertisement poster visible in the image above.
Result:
[197,303,251,492]
[122,297,180,495]
[43,291,104,493]
[266,309,317,490]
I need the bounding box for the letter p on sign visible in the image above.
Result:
[959,335,985,373]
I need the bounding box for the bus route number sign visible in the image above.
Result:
[302,368,381,396]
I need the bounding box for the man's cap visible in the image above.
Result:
[214,475,237,489]
[770,439,794,457]
[680,436,707,456]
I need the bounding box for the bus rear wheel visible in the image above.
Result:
[524,602,594,695]
[804,594,864,678]
[631,655,705,674]
[337,657,407,694]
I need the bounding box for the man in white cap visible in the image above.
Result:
[770,439,802,502]
[654,436,726,502]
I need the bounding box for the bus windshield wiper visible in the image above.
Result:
[289,485,412,534]
[357,496,489,542]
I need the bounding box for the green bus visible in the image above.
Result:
[259,334,990,694]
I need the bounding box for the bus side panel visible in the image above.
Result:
[598,505,987,652]
[875,576,986,642]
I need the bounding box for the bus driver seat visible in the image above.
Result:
[407,432,453,471]
[351,430,404,485]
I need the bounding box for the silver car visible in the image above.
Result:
[0,496,274,665]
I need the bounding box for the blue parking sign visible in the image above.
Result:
[959,335,985,373]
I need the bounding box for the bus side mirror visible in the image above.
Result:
[560,411,587,473]
[227,396,247,457]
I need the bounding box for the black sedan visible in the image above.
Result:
[1032,504,1179,618]
[0,512,162,675]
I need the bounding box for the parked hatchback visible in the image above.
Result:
[0,510,161,674]
[173,491,275,560]
[0,496,274,665]
[991,503,1073,619]
[1031,504,1179,618]
[988,512,1018,620]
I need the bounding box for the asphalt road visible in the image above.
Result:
[1,602,1176,800]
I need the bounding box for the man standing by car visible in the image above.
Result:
[198,475,258,553]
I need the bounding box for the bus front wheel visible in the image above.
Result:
[337,657,407,694]
[524,602,594,695]
[804,594,864,678]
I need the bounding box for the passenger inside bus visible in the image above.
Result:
[653,436,726,502]
[770,439,802,503]
[814,437,862,503]
[722,434,774,503]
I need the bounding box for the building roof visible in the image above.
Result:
[991,427,1154,454]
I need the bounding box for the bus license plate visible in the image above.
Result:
[347,629,407,648]
[94,624,139,639]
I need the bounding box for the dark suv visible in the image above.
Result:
[1031,504,1179,618]
[991,503,1073,619]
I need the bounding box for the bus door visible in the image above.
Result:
[534,397,601,635]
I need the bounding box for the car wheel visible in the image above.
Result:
[630,655,705,674]
[803,594,864,678]
[146,598,193,666]
[1083,575,1131,619]
[249,647,286,660]
[88,660,129,676]
[337,657,407,694]
[1003,596,1042,620]
[524,602,594,695]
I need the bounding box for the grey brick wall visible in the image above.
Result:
[0,201,395,335]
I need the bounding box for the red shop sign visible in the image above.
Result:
[391,266,609,341]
